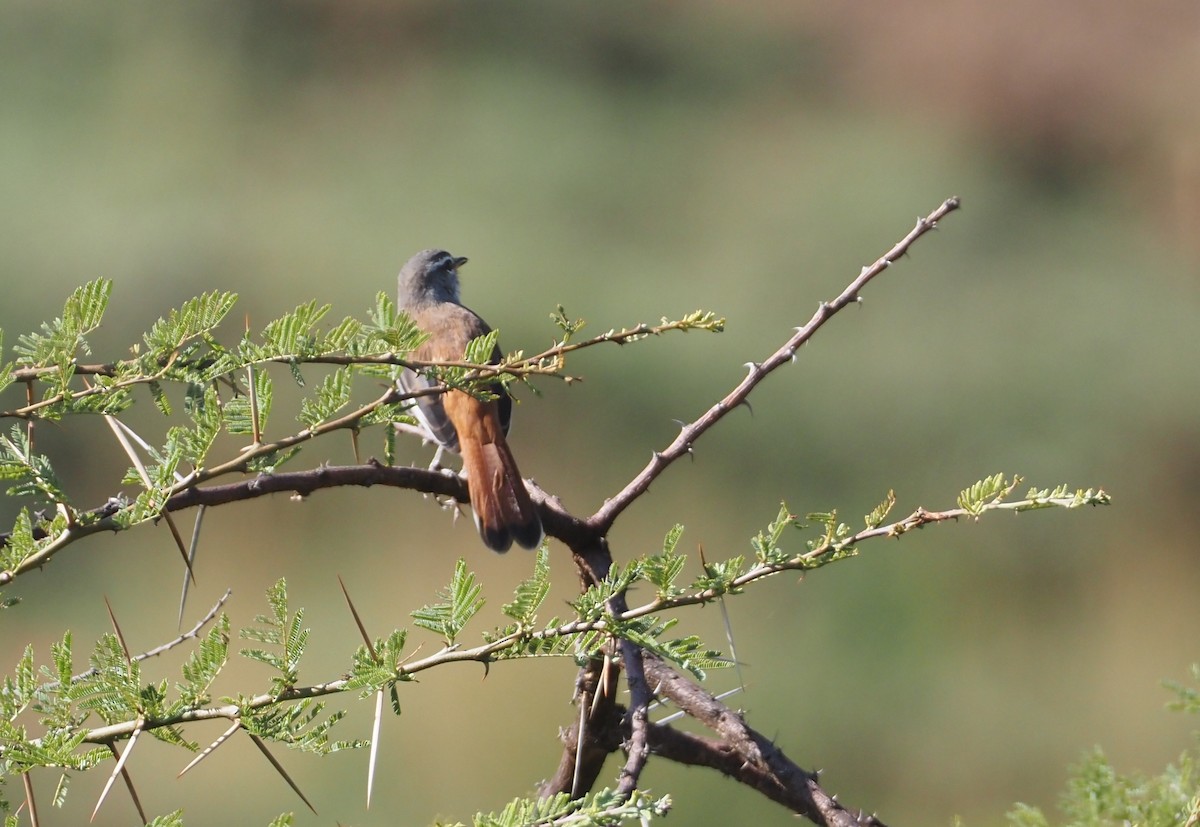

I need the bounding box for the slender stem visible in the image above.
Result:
[589,197,961,533]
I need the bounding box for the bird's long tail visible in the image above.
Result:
[462,437,543,553]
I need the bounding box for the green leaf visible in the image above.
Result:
[239,579,308,695]
[0,425,69,503]
[570,561,641,621]
[0,509,38,572]
[692,555,745,595]
[148,380,171,415]
[221,367,272,438]
[383,415,397,465]
[1165,663,1200,714]
[1006,803,1050,827]
[14,279,112,368]
[501,547,551,626]
[176,614,230,708]
[958,473,1010,516]
[411,560,484,645]
[469,787,671,827]
[0,329,12,396]
[222,395,254,436]
[463,330,500,366]
[169,385,221,468]
[73,634,143,724]
[50,630,74,687]
[143,290,238,353]
[245,446,302,473]
[609,614,727,680]
[642,525,687,600]
[252,367,273,432]
[262,301,330,356]
[865,489,896,529]
[1017,483,1112,512]
[549,305,586,339]
[361,293,425,354]
[751,503,801,565]
[0,645,37,719]
[243,699,365,755]
[59,383,134,416]
[803,510,852,556]
[297,366,354,430]
[346,629,409,695]
[322,316,362,351]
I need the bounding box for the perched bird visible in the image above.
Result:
[396,249,543,552]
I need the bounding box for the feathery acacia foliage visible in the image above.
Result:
[0,199,1138,826]
[1005,667,1200,827]
[0,275,734,824]
[440,787,673,827]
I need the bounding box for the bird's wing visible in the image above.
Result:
[401,302,514,447]
[398,367,460,452]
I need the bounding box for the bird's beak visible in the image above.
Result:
[453,256,469,269]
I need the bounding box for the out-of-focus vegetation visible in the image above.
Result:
[1,3,1197,825]
[1007,664,1200,826]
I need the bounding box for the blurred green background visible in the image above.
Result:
[2,3,1199,825]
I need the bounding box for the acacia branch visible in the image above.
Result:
[540,653,888,826]
[616,643,651,795]
[20,468,1099,617]
[13,466,1103,763]
[0,389,401,584]
[52,608,667,748]
[588,196,961,533]
[3,309,721,421]
[3,356,181,419]
[538,652,623,799]
[513,313,725,371]
[58,590,233,687]
[643,653,886,827]
[5,195,1093,827]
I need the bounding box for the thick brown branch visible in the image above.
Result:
[615,627,652,797]
[538,652,888,826]
[168,466,601,559]
[647,724,885,827]
[537,655,624,799]
[643,653,885,826]
[0,462,593,585]
[165,461,463,510]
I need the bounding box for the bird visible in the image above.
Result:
[396,249,543,552]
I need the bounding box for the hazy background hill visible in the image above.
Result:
[2,3,1198,825]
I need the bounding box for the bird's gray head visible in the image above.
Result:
[397,249,467,308]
